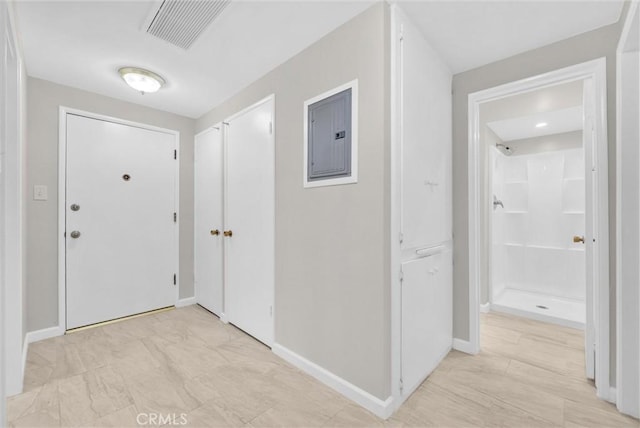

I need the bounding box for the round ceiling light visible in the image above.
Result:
[118,67,165,94]
[535,122,548,128]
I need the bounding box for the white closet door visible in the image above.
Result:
[400,13,452,251]
[401,250,452,396]
[194,126,224,316]
[224,97,274,346]
[66,114,177,329]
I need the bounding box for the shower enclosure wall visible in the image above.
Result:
[490,141,585,328]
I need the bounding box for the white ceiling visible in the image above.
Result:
[398,0,624,74]
[487,106,583,142]
[14,1,625,119]
[14,0,374,118]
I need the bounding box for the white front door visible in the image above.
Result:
[65,114,177,329]
[194,126,224,316]
[224,97,274,346]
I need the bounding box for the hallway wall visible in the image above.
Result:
[452,3,631,387]
[26,78,196,332]
[196,2,390,400]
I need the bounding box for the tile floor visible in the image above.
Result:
[6,305,639,427]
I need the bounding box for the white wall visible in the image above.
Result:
[492,142,585,302]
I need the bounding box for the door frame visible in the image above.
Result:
[58,107,181,331]
[221,94,275,344]
[467,58,611,400]
[2,0,25,398]
[615,0,639,417]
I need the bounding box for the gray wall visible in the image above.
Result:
[197,3,390,400]
[26,77,196,332]
[452,7,629,386]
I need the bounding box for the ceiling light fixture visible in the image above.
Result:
[535,122,548,128]
[118,67,165,94]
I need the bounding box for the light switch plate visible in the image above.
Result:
[33,185,48,201]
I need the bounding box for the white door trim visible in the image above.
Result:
[615,0,640,418]
[58,107,181,331]
[2,0,25,398]
[467,58,611,400]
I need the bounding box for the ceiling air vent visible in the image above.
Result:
[146,0,231,50]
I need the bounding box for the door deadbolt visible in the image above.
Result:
[223,230,233,237]
[70,204,80,211]
[70,231,81,239]
[210,229,220,236]
[122,174,131,181]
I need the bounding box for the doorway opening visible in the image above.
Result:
[485,79,586,330]
[468,58,611,401]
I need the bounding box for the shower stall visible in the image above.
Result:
[490,137,586,329]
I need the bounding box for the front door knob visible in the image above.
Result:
[70,231,81,239]
[573,235,585,244]
[223,230,233,237]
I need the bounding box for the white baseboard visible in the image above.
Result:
[175,296,197,308]
[26,326,64,344]
[480,303,490,313]
[272,343,394,419]
[452,338,478,355]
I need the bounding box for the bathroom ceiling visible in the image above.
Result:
[14,1,624,118]
[487,106,583,142]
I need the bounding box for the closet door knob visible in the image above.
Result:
[224,230,233,237]
[210,229,220,236]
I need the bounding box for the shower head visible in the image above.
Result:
[496,143,513,156]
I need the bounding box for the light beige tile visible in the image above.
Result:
[58,366,133,426]
[9,410,61,428]
[322,404,384,427]
[9,307,638,428]
[249,401,334,428]
[7,381,60,427]
[108,339,163,379]
[123,364,201,416]
[183,400,245,427]
[92,405,140,428]
[563,398,640,427]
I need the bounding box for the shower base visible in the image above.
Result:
[491,288,585,330]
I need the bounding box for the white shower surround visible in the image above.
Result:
[491,145,586,329]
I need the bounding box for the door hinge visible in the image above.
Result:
[173,212,177,223]
[270,305,273,317]
[269,121,273,135]
[400,269,404,283]
[173,274,176,285]
[399,232,404,244]
[174,149,177,160]
[399,377,404,393]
